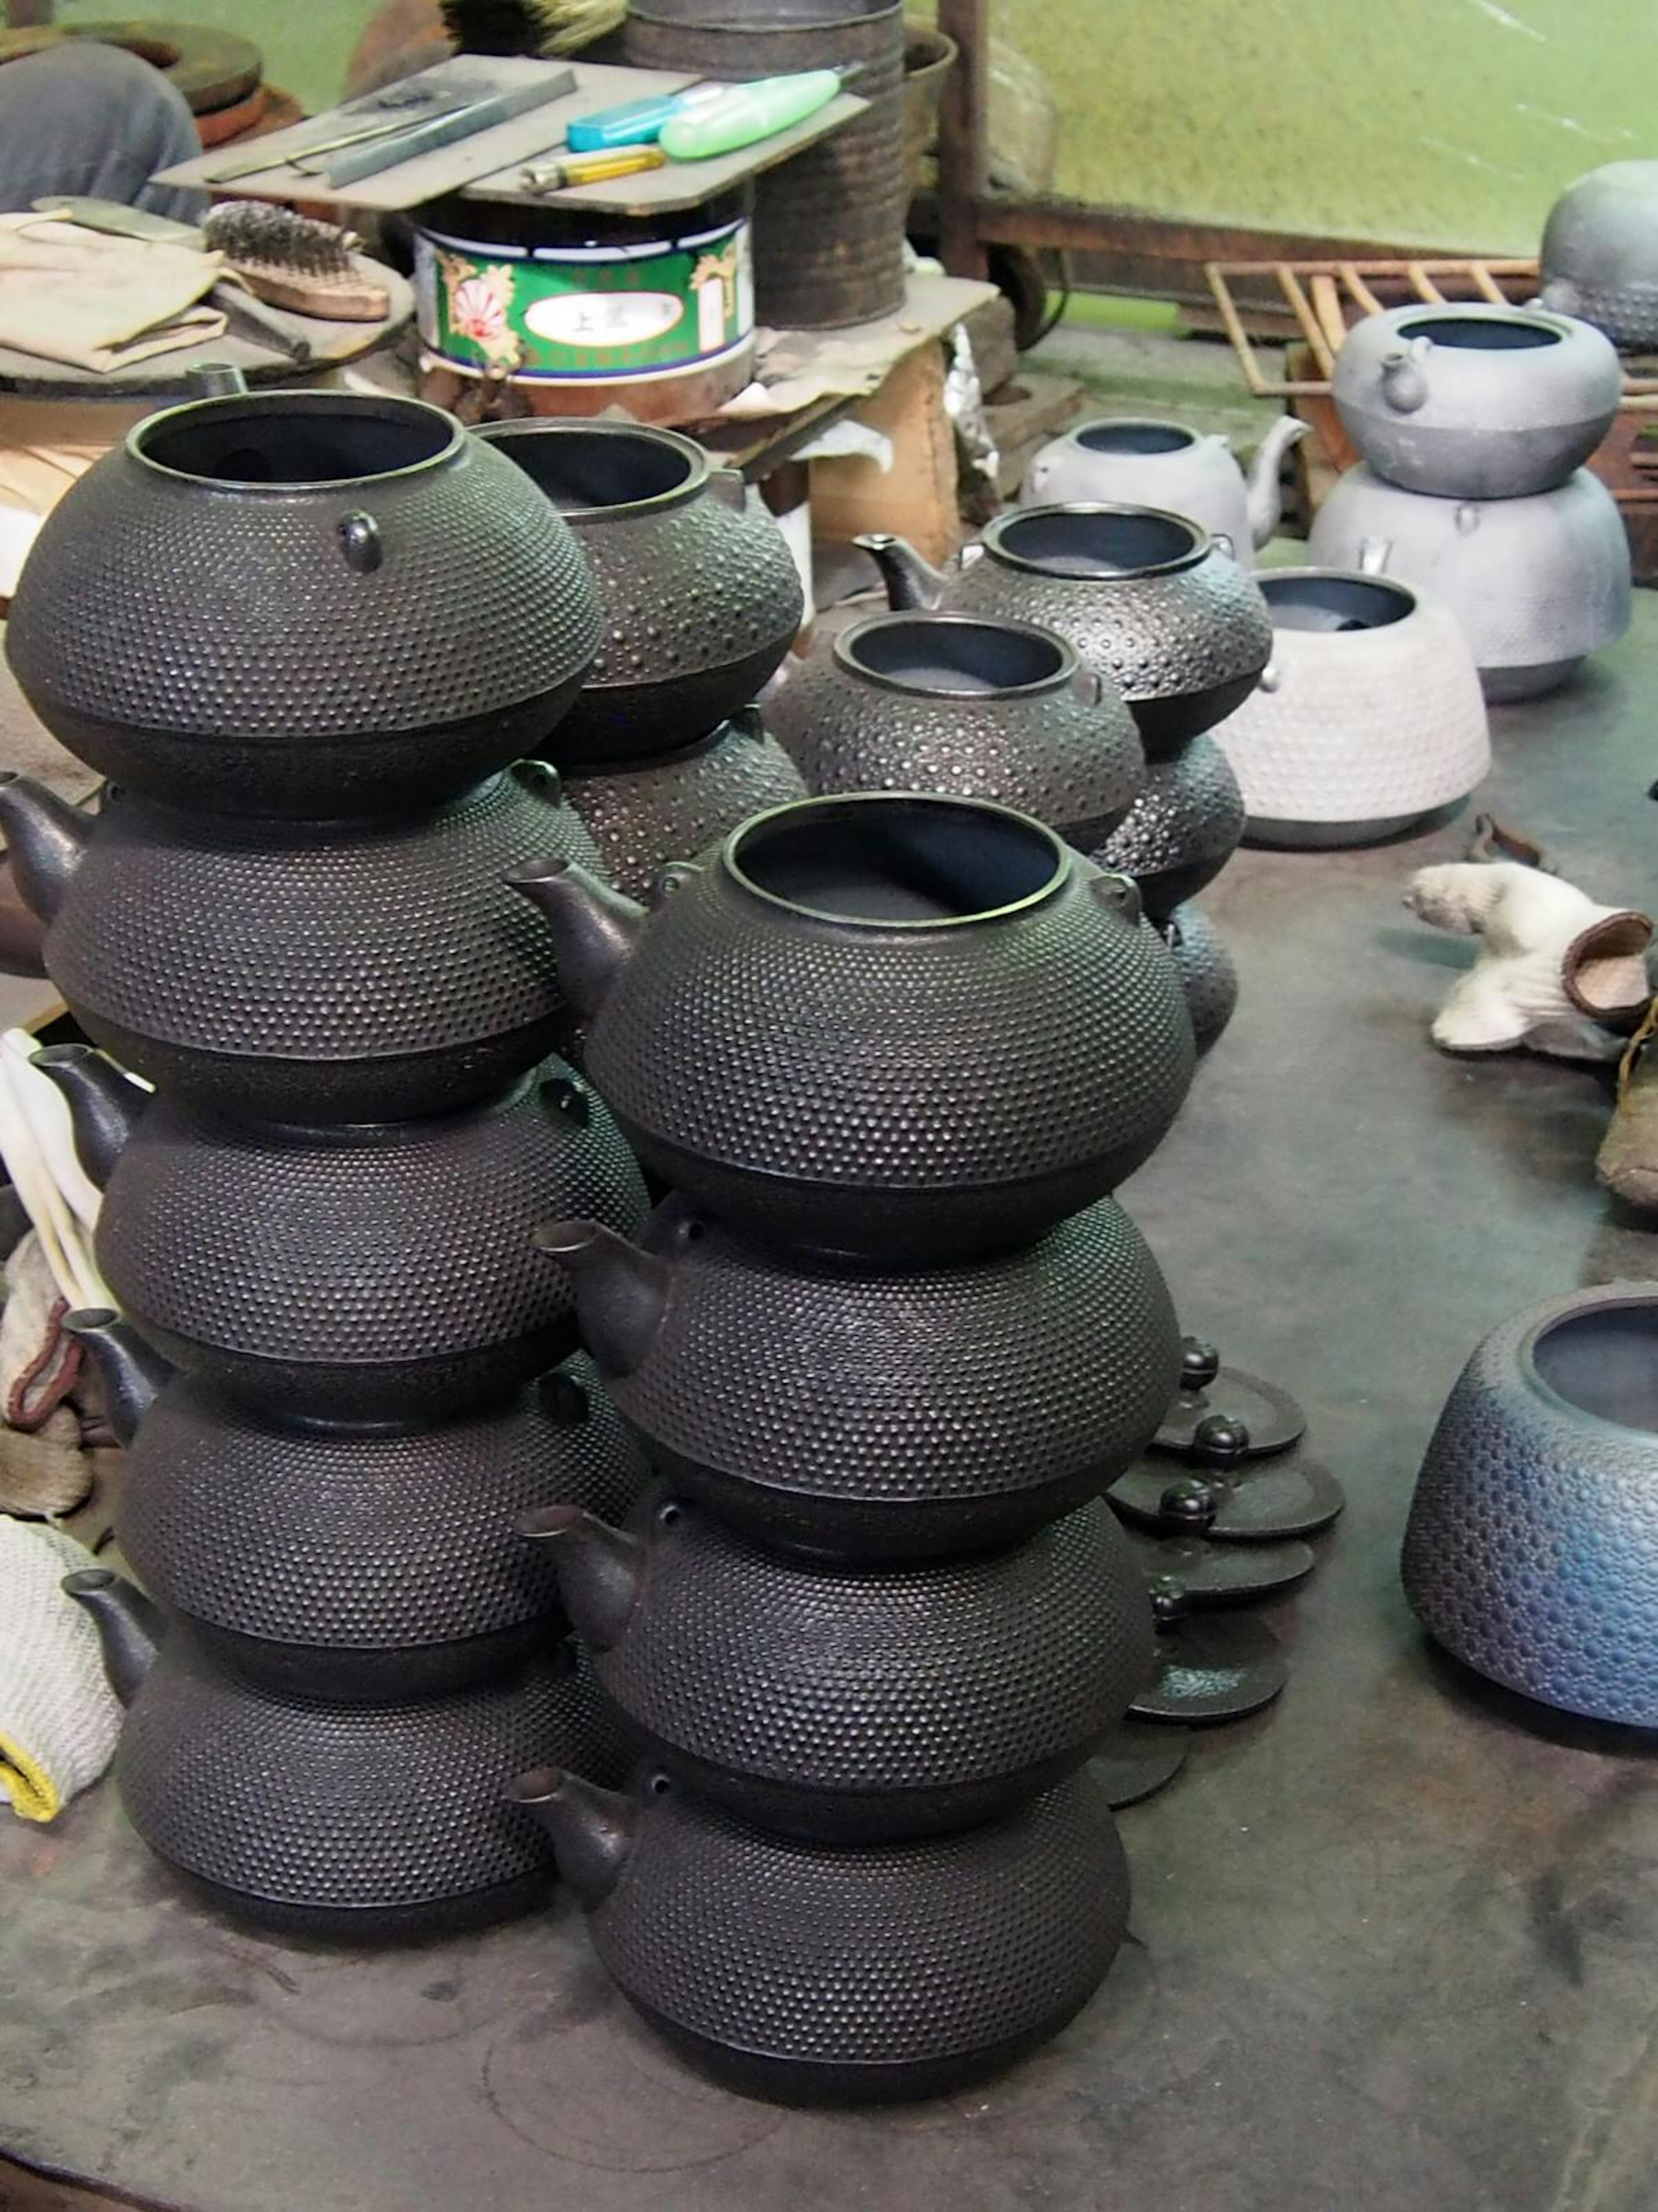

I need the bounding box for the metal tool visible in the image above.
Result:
[519,147,668,193]
[320,66,576,187]
[204,101,477,186]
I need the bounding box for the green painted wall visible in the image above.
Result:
[55,0,1655,253]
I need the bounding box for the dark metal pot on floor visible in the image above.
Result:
[1158,901,1237,1053]
[0,763,602,1122]
[769,610,1144,847]
[477,420,804,766]
[511,793,1194,1263]
[5,393,602,817]
[1089,732,1246,920]
[36,1045,648,1423]
[66,1569,626,1940]
[70,1312,649,1703]
[523,1490,1152,1840]
[623,0,908,330]
[509,1764,1130,2103]
[540,1193,1180,1559]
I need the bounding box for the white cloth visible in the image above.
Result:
[0,1517,120,1821]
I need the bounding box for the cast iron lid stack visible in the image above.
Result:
[508,788,1206,2102]
[11,380,646,1937]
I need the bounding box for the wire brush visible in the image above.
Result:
[439,0,626,57]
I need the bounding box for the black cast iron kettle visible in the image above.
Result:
[508,1765,1130,2105]
[523,1491,1153,1840]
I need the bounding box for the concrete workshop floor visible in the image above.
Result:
[7,591,1658,2212]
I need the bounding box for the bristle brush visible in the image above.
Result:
[203,202,392,323]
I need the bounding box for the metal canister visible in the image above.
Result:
[624,0,908,332]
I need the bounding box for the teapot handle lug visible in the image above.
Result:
[338,511,383,575]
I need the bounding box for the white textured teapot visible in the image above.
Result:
[1019,416,1307,564]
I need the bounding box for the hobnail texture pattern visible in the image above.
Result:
[45,766,602,1118]
[120,1357,649,1652]
[563,719,805,900]
[95,1062,648,1412]
[1212,583,1489,838]
[1160,903,1237,1053]
[598,1196,1180,1556]
[1541,161,1658,347]
[1089,733,1245,919]
[584,1496,1152,1816]
[769,644,1143,846]
[586,1771,1128,2076]
[118,1640,619,1918]
[1403,1288,1658,1724]
[585,842,1194,1258]
[6,423,600,791]
[946,532,1272,713]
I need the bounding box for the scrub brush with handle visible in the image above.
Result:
[439,0,626,57]
[202,202,392,323]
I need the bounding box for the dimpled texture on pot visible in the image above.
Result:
[563,721,806,901]
[949,535,1272,714]
[584,845,1194,1258]
[602,1198,1180,1556]
[1307,465,1631,682]
[1160,902,1237,1053]
[44,767,602,1121]
[95,1064,648,1418]
[587,1771,1127,2092]
[1402,1289,1658,1724]
[1090,733,1245,917]
[116,1640,622,1926]
[769,647,1143,846]
[1541,162,1658,348]
[6,419,601,797]
[588,1498,1151,1829]
[119,1358,648,1656]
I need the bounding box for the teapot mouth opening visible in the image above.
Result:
[1398,312,1561,352]
[1261,570,1416,635]
[989,505,1208,581]
[477,420,702,517]
[506,1765,565,1807]
[726,793,1067,929]
[1075,420,1198,457]
[1525,1297,1658,1432]
[133,393,462,489]
[836,613,1072,697]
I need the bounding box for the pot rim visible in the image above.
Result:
[128,390,465,493]
[630,0,899,27]
[1519,1286,1658,1439]
[984,503,1212,581]
[1067,417,1204,457]
[1381,301,1575,350]
[721,791,1072,931]
[831,610,1082,699]
[475,417,707,523]
[1258,566,1422,637]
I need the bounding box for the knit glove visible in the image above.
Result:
[0,1517,120,1821]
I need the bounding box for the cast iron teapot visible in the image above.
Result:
[66,1567,627,1940]
[6,391,603,818]
[859,507,1272,756]
[522,1491,1152,1840]
[1089,731,1246,922]
[768,610,1144,847]
[511,793,1195,1264]
[38,1045,648,1422]
[508,1764,1130,2104]
[70,1310,649,1702]
[0,763,603,1122]
[539,1194,1181,1559]
[477,420,804,766]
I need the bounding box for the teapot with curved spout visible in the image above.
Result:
[855,530,951,610]
[63,1306,172,1446]
[519,1489,1153,1840]
[507,1765,639,1909]
[0,772,90,923]
[32,1042,149,1189]
[1380,337,1432,415]
[1016,416,1309,559]
[62,1564,165,1705]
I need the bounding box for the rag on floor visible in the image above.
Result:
[0,1230,92,1518]
[0,210,225,373]
[0,1516,121,1821]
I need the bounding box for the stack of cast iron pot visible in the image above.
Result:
[0,385,657,1939]
[475,418,808,910]
[503,784,1200,2102]
[848,510,1274,1050]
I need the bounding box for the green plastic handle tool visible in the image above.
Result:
[658,69,845,161]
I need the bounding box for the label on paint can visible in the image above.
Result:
[414,215,753,382]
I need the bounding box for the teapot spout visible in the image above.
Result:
[31,1045,148,1189]
[0,773,89,923]
[535,1217,672,1377]
[517,1503,645,1652]
[61,1566,165,1706]
[506,856,646,1020]
[854,531,949,611]
[506,1766,638,1908]
[63,1307,173,1446]
[1244,416,1310,548]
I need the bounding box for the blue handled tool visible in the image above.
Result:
[564,82,725,152]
